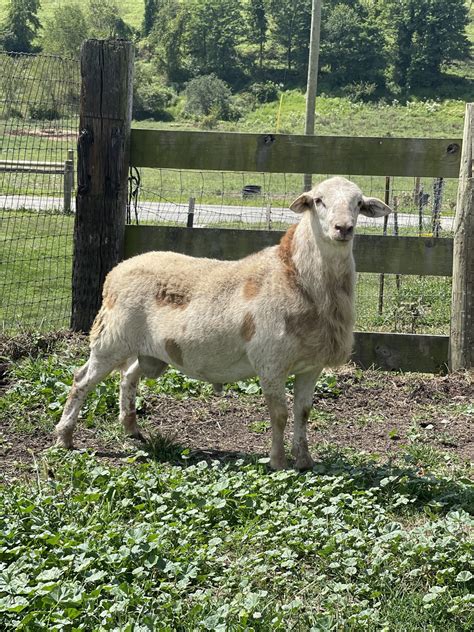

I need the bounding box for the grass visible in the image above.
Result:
[1,450,473,630]
[0,210,73,331]
[0,338,473,630]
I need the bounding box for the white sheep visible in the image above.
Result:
[55,176,391,470]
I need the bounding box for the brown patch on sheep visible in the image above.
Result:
[104,293,116,309]
[165,339,183,365]
[156,282,191,309]
[240,312,256,342]
[278,224,298,287]
[284,307,319,339]
[243,276,262,300]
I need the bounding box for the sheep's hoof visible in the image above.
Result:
[270,454,289,470]
[54,433,74,449]
[128,431,147,443]
[294,454,315,471]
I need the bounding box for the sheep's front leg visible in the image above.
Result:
[292,370,320,470]
[120,356,167,441]
[261,378,288,470]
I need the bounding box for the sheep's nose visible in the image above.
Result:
[335,223,354,238]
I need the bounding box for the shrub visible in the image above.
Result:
[133,62,176,120]
[249,81,280,104]
[184,74,233,120]
[344,81,378,103]
[29,104,61,120]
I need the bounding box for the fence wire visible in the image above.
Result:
[0,52,79,332]
[128,169,455,335]
[0,51,455,337]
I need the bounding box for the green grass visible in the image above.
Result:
[0,449,472,630]
[0,210,73,331]
[0,338,472,629]
[0,0,145,33]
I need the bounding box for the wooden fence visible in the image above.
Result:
[0,150,75,213]
[71,40,473,374]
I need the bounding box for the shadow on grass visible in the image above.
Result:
[139,432,474,515]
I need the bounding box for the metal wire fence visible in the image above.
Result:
[129,170,455,335]
[0,52,79,332]
[0,51,455,336]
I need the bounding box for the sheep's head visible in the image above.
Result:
[290,177,392,244]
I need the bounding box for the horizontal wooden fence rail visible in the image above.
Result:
[131,129,462,178]
[125,226,453,277]
[124,225,451,373]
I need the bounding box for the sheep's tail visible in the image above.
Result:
[89,305,108,345]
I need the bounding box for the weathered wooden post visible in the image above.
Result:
[71,39,134,332]
[449,103,474,371]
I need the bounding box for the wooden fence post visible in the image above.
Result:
[71,39,134,332]
[449,103,474,371]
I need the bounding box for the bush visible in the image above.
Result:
[249,81,280,104]
[184,74,233,120]
[344,81,378,103]
[133,62,176,120]
[29,104,61,120]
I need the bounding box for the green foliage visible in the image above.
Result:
[249,80,280,104]
[0,449,472,628]
[0,0,40,53]
[40,3,89,58]
[146,0,188,82]
[142,0,158,36]
[184,73,234,120]
[382,0,470,88]
[267,0,312,78]
[133,60,176,120]
[87,0,133,39]
[321,2,387,90]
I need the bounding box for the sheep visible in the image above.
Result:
[55,176,392,470]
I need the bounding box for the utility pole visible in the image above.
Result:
[303,0,322,191]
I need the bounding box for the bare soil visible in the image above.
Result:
[1,364,472,481]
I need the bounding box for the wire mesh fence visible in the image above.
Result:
[129,169,455,335]
[0,51,455,337]
[0,52,79,332]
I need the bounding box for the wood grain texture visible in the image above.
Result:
[449,103,474,370]
[71,40,134,332]
[124,225,453,277]
[130,129,462,177]
[353,332,448,373]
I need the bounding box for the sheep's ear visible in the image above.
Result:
[289,192,314,213]
[360,196,392,218]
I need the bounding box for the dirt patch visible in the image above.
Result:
[8,128,76,140]
[0,365,471,482]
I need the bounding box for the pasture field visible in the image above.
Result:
[0,333,472,630]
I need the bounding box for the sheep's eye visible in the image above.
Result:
[315,197,322,205]
[357,200,363,207]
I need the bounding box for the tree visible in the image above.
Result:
[245,0,268,73]
[148,0,189,82]
[42,3,89,58]
[88,0,133,40]
[267,0,312,78]
[320,2,387,88]
[184,73,233,119]
[143,0,159,37]
[1,0,40,53]
[185,0,244,84]
[382,0,470,88]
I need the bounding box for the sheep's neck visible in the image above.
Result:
[291,214,356,306]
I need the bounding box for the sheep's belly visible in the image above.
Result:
[179,355,256,384]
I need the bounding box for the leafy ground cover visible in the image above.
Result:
[0,332,472,629]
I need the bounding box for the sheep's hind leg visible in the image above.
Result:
[292,370,320,470]
[119,356,167,441]
[55,352,125,449]
[260,377,288,470]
